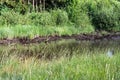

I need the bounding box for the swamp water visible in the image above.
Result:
[0,39,120,59]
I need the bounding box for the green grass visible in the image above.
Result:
[0,40,119,80]
[0,53,120,80]
[0,25,94,39]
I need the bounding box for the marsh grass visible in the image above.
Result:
[0,25,94,39]
[0,40,120,80]
[0,52,120,80]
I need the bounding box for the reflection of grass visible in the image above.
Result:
[0,40,119,79]
[0,53,120,80]
[0,25,94,39]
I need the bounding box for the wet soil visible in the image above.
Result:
[0,32,120,44]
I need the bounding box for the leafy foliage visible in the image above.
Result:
[87,0,120,31]
[0,0,120,32]
[66,0,120,31]
[29,11,53,26]
[51,9,68,25]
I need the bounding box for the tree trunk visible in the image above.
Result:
[39,0,42,12]
[33,0,35,11]
[43,0,45,11]
[35,0,38,12]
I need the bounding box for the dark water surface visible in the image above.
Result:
[0,39,120,59]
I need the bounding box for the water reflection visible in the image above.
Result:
[0,39,119,59]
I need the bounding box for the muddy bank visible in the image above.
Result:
[0,32,120,44]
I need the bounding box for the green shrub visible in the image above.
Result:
[0,0,120,32]
[0,10,30,25]
[0,0,28,14]
[87,0,120,31]
[51,9,68,25]
[0,11,19,25]
[17,15,31,25]
[14,2,28,14]
[66,1,94,31]
[0,16,5,25]
[29,11,53,26]
[90,7,120,31]
[66,0,120,31]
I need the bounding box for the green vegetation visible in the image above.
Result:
[0,25,94,39]
[0,1,120,79]
[1,54,120,80]
[0,0,120,39]
[0,40,120,80]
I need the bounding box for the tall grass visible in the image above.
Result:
[0,47,120,80]
[0,40,120,80]
[0,25,94,39]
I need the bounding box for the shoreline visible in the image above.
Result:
[0,32,120,44]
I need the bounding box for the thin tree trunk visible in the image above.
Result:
[39,0,42,12]
[27,0,29,4]
[43,0,45,11]
[27,0,30,12]
[35,0,38,12]
[33,0,35,11]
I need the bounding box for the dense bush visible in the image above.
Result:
[0,0,120,32]
[0,11,19,25]
[90,7,120,31]
[66,0,94,30]
[0,0,28,14]
[86,0,120,31]
[0,10,30,25]
[28,9,69,26]
[66,0,120,31]
[29,12,53,26]
[0,9,69,26]
[51,9,68,25]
